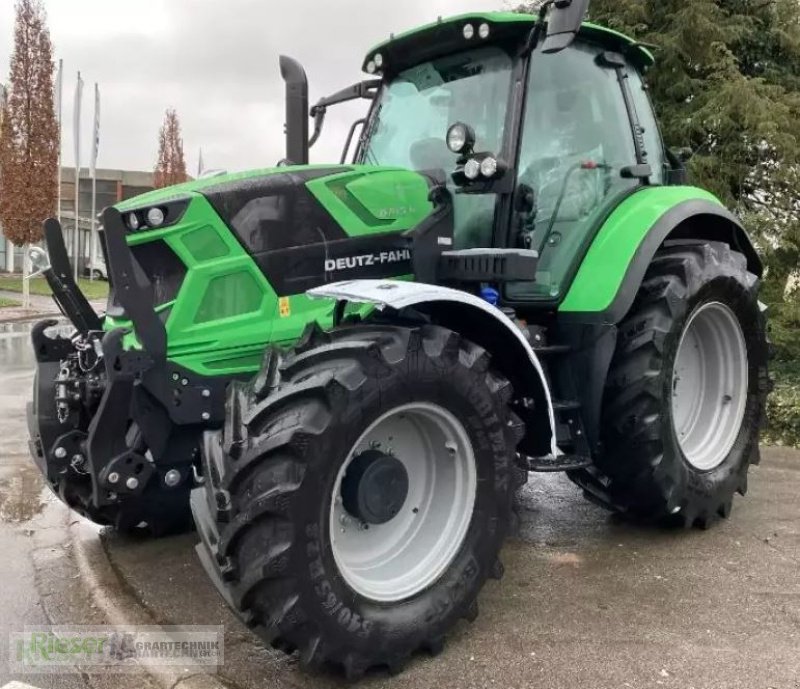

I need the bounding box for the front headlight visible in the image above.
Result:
[146,207,166,227]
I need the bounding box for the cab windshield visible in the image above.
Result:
[361,46,513,248]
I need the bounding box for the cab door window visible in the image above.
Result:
[509,41,639,300]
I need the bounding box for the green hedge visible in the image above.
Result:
[764,362,800,448]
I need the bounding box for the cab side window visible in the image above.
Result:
[510,41,639,300]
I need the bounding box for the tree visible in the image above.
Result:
[0,0,59,248]
[516,0,800,358]
[153,109,187,188]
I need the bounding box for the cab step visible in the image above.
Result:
[526,454,592,473]
[552,399,582,413]
[531,344,572,357]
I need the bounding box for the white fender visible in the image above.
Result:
[308,279,559,457]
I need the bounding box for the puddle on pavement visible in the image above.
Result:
[0,319,69,371]
[0,459,46,523]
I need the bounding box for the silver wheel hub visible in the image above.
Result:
[330,402,477,603]
[672,302,748,471]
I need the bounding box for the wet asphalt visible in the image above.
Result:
[0,319,798,689]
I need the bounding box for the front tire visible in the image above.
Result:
[195,323,524,676]
[600,241,769,527]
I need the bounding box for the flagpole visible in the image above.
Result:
[72,70,83,282]
[55,58,63,222]
[89,83,99,282]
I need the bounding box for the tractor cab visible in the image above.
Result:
[305,10,665,303]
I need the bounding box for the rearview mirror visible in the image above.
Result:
[542,0,590,54]
[28,245,51,276]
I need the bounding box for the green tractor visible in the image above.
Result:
[28,0,770,677]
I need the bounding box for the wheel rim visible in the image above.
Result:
[671,302,749,471]
[329,402,477,603]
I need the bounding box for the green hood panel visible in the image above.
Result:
[109,164,433,377]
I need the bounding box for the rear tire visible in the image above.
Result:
[600,241,769,527]
[196,323,525,677]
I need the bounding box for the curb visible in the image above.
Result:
[0,310,60,324]
[69,520,230,689]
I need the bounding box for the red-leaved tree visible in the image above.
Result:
[0,0,59,246]
[153,109,187,188]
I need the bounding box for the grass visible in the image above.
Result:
[0,274,108,300]
[765,361,800,449]
[0,296,21,308]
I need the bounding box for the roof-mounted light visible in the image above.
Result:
[478,23,490,39]
[463,23,475,40]
[374,53,383,68]
[366,60,376,74]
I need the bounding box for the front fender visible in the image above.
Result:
[308,279,559,457]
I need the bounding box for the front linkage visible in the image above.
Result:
[27,209,226,535]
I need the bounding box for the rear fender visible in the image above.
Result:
[308,280,558,457]
[559,188,762,324]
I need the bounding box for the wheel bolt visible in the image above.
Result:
[108,472,120,484]
[445,441,457,455]
[126,477,139,490]
[164,469,181,487]
[201,412,211,421]
[54,447,66,459]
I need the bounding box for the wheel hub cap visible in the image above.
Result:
[341,450,409,525]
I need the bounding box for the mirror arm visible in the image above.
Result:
[307,79,381,151]
[310,79,381,117]
[308,107,326,148]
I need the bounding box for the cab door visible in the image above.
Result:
[508,40,642,302]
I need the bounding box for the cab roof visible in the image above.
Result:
[362,12,655,76]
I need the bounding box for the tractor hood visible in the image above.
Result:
[106,165,438,376]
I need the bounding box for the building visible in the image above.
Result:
[0,166,155,273]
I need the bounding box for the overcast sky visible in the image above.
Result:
[0,0,513,175]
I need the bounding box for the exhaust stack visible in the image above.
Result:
[279,55,309,165]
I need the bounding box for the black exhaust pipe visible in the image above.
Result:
[279,55,309,165]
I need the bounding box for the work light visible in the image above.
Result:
[463,23,475,40]
[446,122,475,154]
[480,156,498,178]
[146,207,166,227]
[127,212,140,231]
[464,158,481,180]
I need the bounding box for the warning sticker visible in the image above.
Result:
[279,297,291,318]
